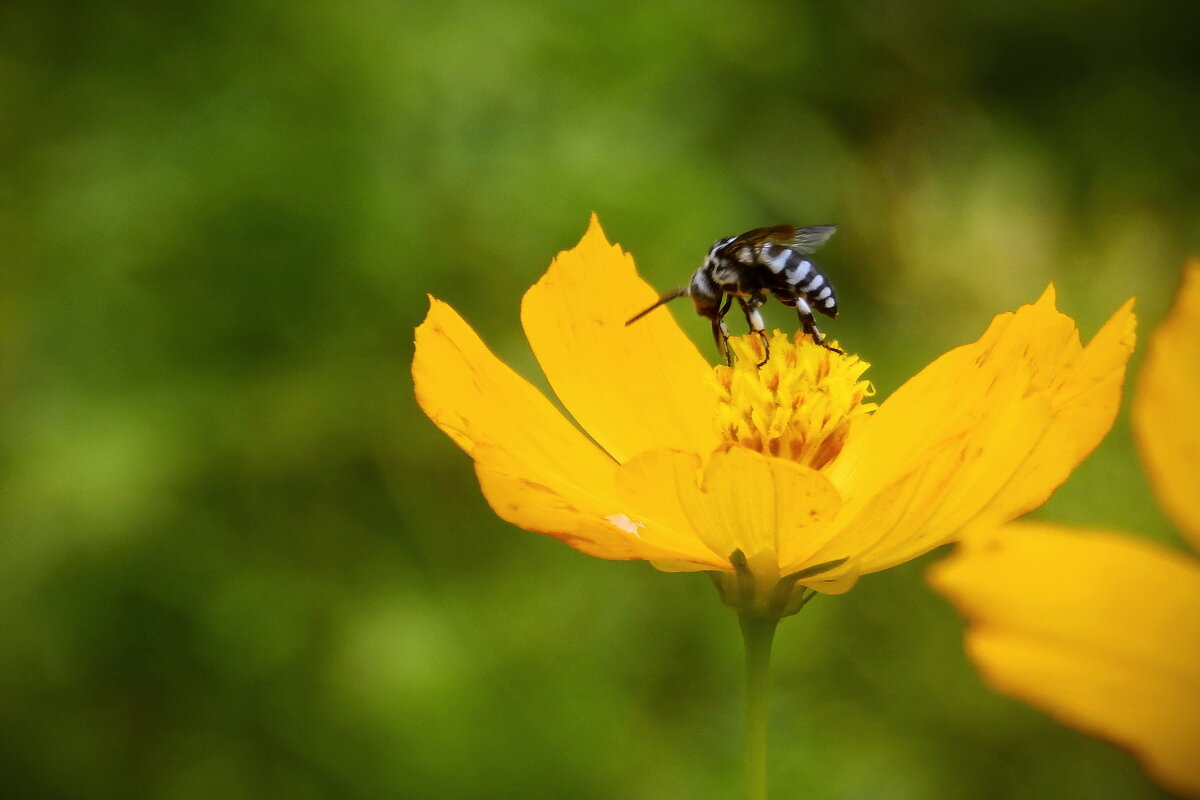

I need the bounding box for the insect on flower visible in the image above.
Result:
[625,225,843,366]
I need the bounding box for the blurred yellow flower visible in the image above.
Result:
[414,215,1135,615]
[929,264,1200,798]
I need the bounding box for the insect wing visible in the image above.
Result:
[721,225,797,264]
[791,225,837,254]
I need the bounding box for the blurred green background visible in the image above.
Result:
[2,1,1196,798]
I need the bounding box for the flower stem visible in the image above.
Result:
[738,612,779,800]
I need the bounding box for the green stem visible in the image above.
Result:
[738,613,779,800]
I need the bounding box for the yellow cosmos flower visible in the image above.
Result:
[929,264,1200,799]
[413,215,1136,616]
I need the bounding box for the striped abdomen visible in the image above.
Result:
[756,243,837,317]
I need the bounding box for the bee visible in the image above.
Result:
[626,225,843,366]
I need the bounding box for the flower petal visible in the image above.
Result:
[473,447,699,562]
[823,287,1135,572]
[929,522,1200,798]
[815,381,1052,574]
[521,215,720,463]
[414,297,694,561]
[977,291,1137,522]
[1134,263,1200,550]
[613,447,846,580]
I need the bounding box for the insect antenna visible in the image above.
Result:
[625,288,689,326]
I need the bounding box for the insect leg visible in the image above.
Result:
[707,294,733,365]
[782,296,844,355]
[737,295,771,367]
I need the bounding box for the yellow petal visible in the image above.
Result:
[473,447,704,563]
[978,292,1137,522]
[1135,263,1200,550]
[521,215,720,463]
[817,379,1052,574]
[613,446,846,580]
[824,287,1135,573]
[414,298,693,562]
[929,521,1200,798]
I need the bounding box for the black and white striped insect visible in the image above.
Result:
[626,225,842,366]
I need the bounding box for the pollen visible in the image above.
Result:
[712,332,876,469]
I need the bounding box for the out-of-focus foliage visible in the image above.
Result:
[0,1,1194,798]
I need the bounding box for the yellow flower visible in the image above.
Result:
[414,215,1136,615]
[929,264,1200,798]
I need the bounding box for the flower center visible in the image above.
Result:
[712,332,875,469]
